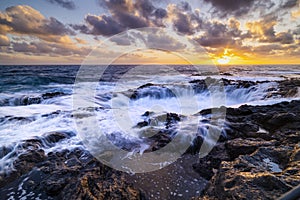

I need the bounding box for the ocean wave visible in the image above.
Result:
[0,91,68,106]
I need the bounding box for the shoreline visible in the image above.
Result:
[1,99,299,199]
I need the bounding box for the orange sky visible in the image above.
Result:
[0,1,300,65]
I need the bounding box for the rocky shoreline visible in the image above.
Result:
[198,100,300,199]
[0,78,300,199]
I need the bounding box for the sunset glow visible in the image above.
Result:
[217,56,231,65]
[0,1,299,65]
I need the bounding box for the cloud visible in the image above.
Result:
[195,19,244,48]
[101,0,150,28]
[203,0,298,18]
[246,15,277,38]
[271,32,294,44]
[153,8,168,26]
[110,34,132,46]
[204,0,255,17]
[0,5,89,58]
[145,31,187,51]
[246,16,295,44]
[107,28,188,51]
[74,37,87,44]
[293,25,300,34]
[281,0,299,8]
[113,12,149,28]
[46,0,76,10]
[167,3,202,35]
[292,8,300,18]
[252,44,284,54]
[134,0,155,19]
[11,40,90,56]
[154,8,167,18]
[71,15,124,36]
[72,0,168,36]
[251,43,299,57]
[0,5,74,37]
[0,35,10,46]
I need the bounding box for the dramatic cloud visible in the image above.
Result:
[195,19,244,48]
[252,44,284,55]
[294,25,300,35]
[246,15,295,44]
[0,5,88,57]
[74,37,87,44]
[204,0,299,18]
[46,0,76,10]
[281,0,299,8]
[110,35,132,46]
[167,3,202,35]
[72,0,168,36]
[246,15,277,39]
[1,0,300,64]
[204,0,255,17]
[292,8,300,18]
[250,43,300,58]
[271,32,294,44]
[145,31,187,51]
[72,15,124,36]
[108,29,188,51]
[11,40,90,56]
[0,35,10,46]
[0,5,74,36]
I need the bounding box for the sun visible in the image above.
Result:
[217,56,230,65]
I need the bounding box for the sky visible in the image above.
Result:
[0,0,300,65]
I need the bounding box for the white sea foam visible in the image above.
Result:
[1,65,299,174]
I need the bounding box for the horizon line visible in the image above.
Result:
[1,63,300,66]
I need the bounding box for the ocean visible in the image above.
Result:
[0,65,300,175]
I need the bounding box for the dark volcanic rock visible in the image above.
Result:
[202,146,297,199]
[41,91,65,99]
[1,99,300,200]
[225,138,277,160]
[0,146,144,200]
[192,143,230,180]
[195,100,300,200]
[0,131,144,200]
[277,78,300,97]
[189,77,262,93]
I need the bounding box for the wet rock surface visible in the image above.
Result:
[196,100,300,200]
[0,144,144,200]
[1,97,300,199]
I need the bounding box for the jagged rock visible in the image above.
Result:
[192,143,230,180]
[0,144,144,200]
[1,99,300,200]
[225,138,277,159]
[195,100,300,199]
[203,146,296,199]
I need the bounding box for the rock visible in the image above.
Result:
[203,146,296,199]
[42,91,65,99]
[194,100,300,199]
[146,130,173,151]
[0,145,144,200]
[266,113,299,130]
[225,138,277,160]
[192,143,230,180]
[277,79,300,97]
[1,98,300,199]
[0,145,14,159]
[129,83,175,100]
[135,121,149,128]
[41,131,75,145]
